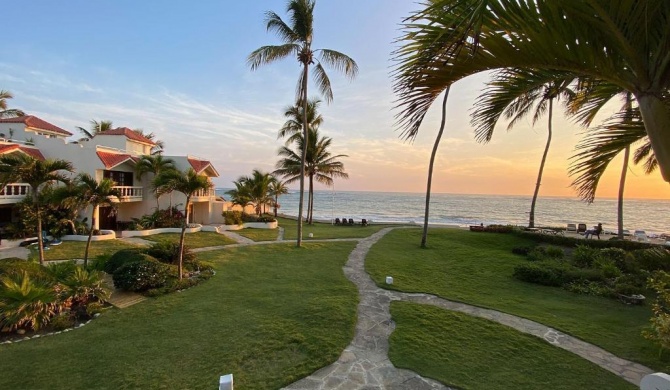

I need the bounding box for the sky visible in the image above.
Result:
[2,0,668,200]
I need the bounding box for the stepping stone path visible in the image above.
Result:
[102,274,146,309]
[283,227,654,389]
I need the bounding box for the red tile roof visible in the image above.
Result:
[0,144,46,160]
[96,151,135,169]
[0,115,73,136]
[187,158,218,177]
[97,127,156,145]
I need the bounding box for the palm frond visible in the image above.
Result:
[311,63,333,103]
[247,44,299,70]
[317,49,359,80]
[265,11,300,43]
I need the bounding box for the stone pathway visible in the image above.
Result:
[277,227,285,241]
[217,230,255,245]
[117,237,154,247]
[283,227,653,389]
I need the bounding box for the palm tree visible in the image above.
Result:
[135,155,176,209]
[275,128,348,223]
[0,155,73,264]
[278,98,323,145]
[0,90,25,118]
[393,1,670,183]
[268,178,289,217]
[72,174,120,267]
[248,0,358,246]
[227,170,275,216]
[133,129,165,155]
[471,69,575,228]
[154,169,212,280]
[76,119,114,141]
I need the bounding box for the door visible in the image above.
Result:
[98,206,117,230]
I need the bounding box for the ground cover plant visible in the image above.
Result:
[0,242,358,389]
[277,216,395,240]
[389,302,634,389]
[36,240,141,261]
[140,231,236,248]
[365,228,664,370]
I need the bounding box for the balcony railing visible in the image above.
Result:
[0,183,31,204]
[111,186,144,202]
[192,188,215,200]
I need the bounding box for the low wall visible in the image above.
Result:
[62,230,116,242]
[121,225,202,238]
[218,221,277,231]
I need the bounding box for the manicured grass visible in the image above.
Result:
[366,228,665,370]
[234,227,280,242]
[278,217,396,240]
[38,239,141,261]
[0,242,358,389]
[141,231,237,248]
[389,302,635,390]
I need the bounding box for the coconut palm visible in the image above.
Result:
[278,98,324,145]
[154,169,212,280]
[72,174,120,267]
[248,0,358,246]
[0,90,24,118]
[268,178,289,217]
[76,119,114,141]
[228,170,275,216]
[393,1,670,183]
[133,129,165,155]
[0,155,73,264]
[471,69,575,228]
[275,128,348,223]
[135,155,176,209]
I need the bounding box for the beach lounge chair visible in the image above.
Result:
[334,218,341,225]
[566,223,577,232]
[635,230,649,242]
[577,223,587,234]
[361,218,368,227]
[348,218,354,225]
[341,217,348,226]
[584,224,603,239]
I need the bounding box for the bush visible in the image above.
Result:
[112,256,172,292]
[565,281,612,297]
[644,271,670,353]
[545,246,565,259]
[572,245,602,268]
[104,249,146,274]
[514,231,658,251]
[514,261,606,287]
[512,246,532,256]
[629,248,670,273]
[0,259,52,282]
[0,271,61,331]
[47,261,78,282]
[223,211,243,225]
[185,260,214,272]
[593,258,622,279]
[527,247,547,262]
[89,254,111,272]
[50,313,75,331]
[146,241,195,265]
[86,302,105,317]
[600,248,627,271]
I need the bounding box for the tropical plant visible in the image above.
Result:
[471,69,575,228]
[0,271,60,331]
[268,178,289,217]
[227,170,275,216]
[278,98,324,145]
[59,267,110,311]
[154,169,212,280]
[0,90,25,118]
[275,128,348,223]
[76,119,114,141]
[393,1,670,184]
[133,129,165,155]
[0,154,73,264]
[248,0,358,246]
[71,173,120,267]
[135,155,176,208]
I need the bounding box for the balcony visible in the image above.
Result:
[0,183,31,204]
[191,188,215,202]
[110,186,144,202]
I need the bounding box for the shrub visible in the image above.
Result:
[545,246,565,259]
[643,271,670,353]
[147,241,195,265]
[514,231,658,250]
[47,261,78,282]
[89,254,111,272]
[104,249,146,274]
[50,313,75,331]
[0,271,61,331]
[60,268,110,306]
[514,261,605,287]
[572,245,602,268]
[565,281,612,297]
[512,246,532,256]
[600,248,627,271]
[629,248,670,273]
[86,302,105,317]
[483,224,516,233]
[223,211,243,225]
[527,247,547,262]
[185,260,214,272]
[593,258,622,279]
[112,256,172,292]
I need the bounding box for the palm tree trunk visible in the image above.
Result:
[617,146,630,239]
[274,194,278,217]
[636,93,670,182]
[178,197,190,281]
[34,190,45,265]
[308,174,314,224]
[84,206,96,268]
[297,64,309,247]
[529,98,554,228]
[421,88,450,248]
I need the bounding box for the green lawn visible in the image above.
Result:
[39,239,141,261]
[141,231,237,248]
[0,242,358,390]
[234,227,281,242]
[390,302,634,390]
[366,228,665,370]
[278,217,396,240]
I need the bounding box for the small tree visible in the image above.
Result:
[135,155,176,209]
[268,177,288,217]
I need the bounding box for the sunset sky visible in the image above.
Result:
[3,1,667,200]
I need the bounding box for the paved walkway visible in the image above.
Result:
[217,230,255,245]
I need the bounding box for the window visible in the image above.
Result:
[103,170,133,187]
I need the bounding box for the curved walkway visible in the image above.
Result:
[281,227,653,389]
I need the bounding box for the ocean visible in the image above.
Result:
[216,189,670,235]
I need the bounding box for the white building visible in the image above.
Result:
[0,115,231,231]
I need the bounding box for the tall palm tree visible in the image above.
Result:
[393,1,670,183]
[268,178,289,217]
[471,69,575,228]
[275,128,348,223]
[227,170,275,216]
[76,119,114,141]
[0,155,73,264]
[248,0,358,246]
[133,129,165,155]
[154,169,212,280]
[72,174,120,267]
[135,155,176,209]
[278,98,324,145]
[0,90,25,118]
